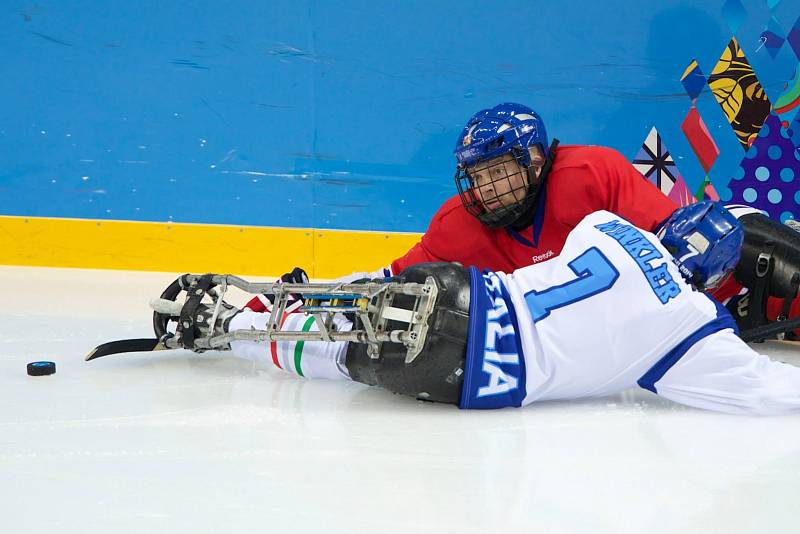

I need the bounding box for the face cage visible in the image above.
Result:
[455,151,538,228]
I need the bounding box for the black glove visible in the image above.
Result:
[281,267,310,285]
[268,267,310,312]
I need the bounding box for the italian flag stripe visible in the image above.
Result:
[270,312,291,369]
[293,316,317,377]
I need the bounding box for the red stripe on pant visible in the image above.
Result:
[245,295,268,312]
[270,312,291,369]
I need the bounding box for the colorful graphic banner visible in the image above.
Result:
[760,17,785,59]
[667,176,697,207]
[727,113,800,221]
[632,127,681,195]
[774,67,800,116]
[788,15,800,59]
[681,60,706,101]
[681,107,720,173]
[708,38,773,150]
[694,176,720,201]
[721,0,746,35]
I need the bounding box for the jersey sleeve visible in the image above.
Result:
[652,329,800,415]
[554,147,678,232]
[390,197,466,273]
[390,237,447,274]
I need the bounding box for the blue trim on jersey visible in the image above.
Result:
[504,184,547,249]
[706,293,740,336]
[459,266,486,409]
[460,268,526,410]
[637,304,739,393]
[508,227,535,248]
[531,185,547,247]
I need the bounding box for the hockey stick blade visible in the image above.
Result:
[85,338,168,361]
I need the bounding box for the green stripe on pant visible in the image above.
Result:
[293,316,318,377]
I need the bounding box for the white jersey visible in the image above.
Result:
[460,210,800,414]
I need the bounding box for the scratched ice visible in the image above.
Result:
[1,266,799,533]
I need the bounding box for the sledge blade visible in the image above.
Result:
[85,338,167,361]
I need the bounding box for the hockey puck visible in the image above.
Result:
[27,361,56,376]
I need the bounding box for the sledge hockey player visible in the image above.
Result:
[261,102,800,342]
[142,202,800,415]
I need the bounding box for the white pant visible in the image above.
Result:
[228,310,352,381]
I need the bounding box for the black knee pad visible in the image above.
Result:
[736,213,800,299]
[345,263,470,404]
[732,213,800,334]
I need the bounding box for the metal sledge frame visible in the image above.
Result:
[165,274,440,364]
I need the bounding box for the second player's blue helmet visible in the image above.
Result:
[454,103,553,228]
[658,201,744,290]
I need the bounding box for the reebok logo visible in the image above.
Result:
[531,250,554,263]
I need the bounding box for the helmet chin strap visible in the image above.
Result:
[510,139,560,231]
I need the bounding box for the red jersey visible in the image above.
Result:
[391,145,678,273]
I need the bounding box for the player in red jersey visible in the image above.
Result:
[390,105,677,275]
[261,103,800,341]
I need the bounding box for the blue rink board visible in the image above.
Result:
[0,0,797,232]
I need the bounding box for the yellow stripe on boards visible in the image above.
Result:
[313,227,421,277]
[0,216,421,278]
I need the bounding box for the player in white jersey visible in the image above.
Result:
[156,202,800,415]
[458,208,799,413]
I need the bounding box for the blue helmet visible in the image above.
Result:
[454,103,549,167]
[454,103,552,228]
[658,201,744,289]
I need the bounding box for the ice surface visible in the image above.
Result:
[2,266,800,533]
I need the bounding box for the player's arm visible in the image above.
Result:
[552,147,678,233]
[389,198,464,273]
[389,237,447,274]
[637,203,800,415]
[646,328,800,415]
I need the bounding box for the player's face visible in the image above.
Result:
[467,147,545,212]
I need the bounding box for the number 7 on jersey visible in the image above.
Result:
[525,247,619,322]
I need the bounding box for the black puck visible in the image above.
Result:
[27,361,56,376]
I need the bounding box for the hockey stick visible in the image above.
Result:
[85,336,176,361]
[740,316,800,343]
